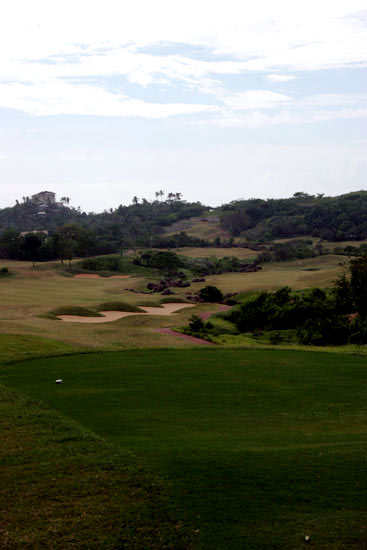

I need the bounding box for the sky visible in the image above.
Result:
[0,0,366,212]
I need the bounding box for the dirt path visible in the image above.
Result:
[154,304,232,345]
[155,328,215,345]
[199,304,231,321]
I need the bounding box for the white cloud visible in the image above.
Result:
[0,81,217,117]
[266,74,298,82]
[0,0,365,122]
[220,90,293,111]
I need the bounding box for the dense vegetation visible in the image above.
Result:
[224,256,367,346]
[134,250,259,277]
[2,190,367,265]
[220,191,367,241]
[0,192,207,261]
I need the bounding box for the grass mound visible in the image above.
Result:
[96,301,144,313]
[160,297,189,304]
[0,334,81,365]
[0,385,193,550]
[48,306,103,319]
[137,300,164,308]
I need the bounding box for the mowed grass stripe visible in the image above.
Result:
[1,349,367,549]
[0,384,193,549]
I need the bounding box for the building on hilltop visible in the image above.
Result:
[31,191,56,205]
[20,230,49,237]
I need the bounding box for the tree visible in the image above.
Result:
[21,234,43,267]
[0,228,20,259]
[188,314,205,333]
[350,255,367,318]
[198,285,223,303]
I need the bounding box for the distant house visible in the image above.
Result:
[31,191,56,205]
[20,230,49,237]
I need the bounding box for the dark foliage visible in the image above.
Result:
[198,285,223,303]
[0,194,207,261]
[220,191,367,241]
[226,257,367,345]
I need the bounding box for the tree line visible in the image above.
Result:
[220,191,367,241]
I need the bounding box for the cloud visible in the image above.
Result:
[220,90,293,111]
[266,74,298,82]
[0,81,217,118]
[0,0,366,120]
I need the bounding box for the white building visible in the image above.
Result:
[31,191,56,205]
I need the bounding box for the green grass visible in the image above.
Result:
[1,349,367,549]
[0,384,193,549]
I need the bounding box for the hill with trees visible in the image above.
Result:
[1,190,367,263]
[220,191,367,241]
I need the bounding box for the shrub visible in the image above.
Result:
[188,314,206,333]
[198,285,223,303]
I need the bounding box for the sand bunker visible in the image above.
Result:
[58,303,194,323]
[74,274,130,279]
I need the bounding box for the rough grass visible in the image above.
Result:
[160,297,189,304]
[1,349,367,550]
[96,301,144,312]
[69,256,159,278]
[47,306,104,319]
[163,214,231,241]
[0,254,348,351]
[174,247,256,259]
[189,255,347,295]
[0,334,82,365]
[0,384,193,549]
[210,333,367,354]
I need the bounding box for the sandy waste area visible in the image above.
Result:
[58,303,194,323]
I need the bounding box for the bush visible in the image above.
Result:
[188,314,206,333]
[198,285,223,303]
[0,266,11,277]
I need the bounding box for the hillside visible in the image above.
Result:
[220,191,367,242]
[1,191,367,263]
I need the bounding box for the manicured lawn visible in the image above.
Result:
[1,348,367,549]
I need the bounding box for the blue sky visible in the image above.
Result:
[0,0,366,211]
